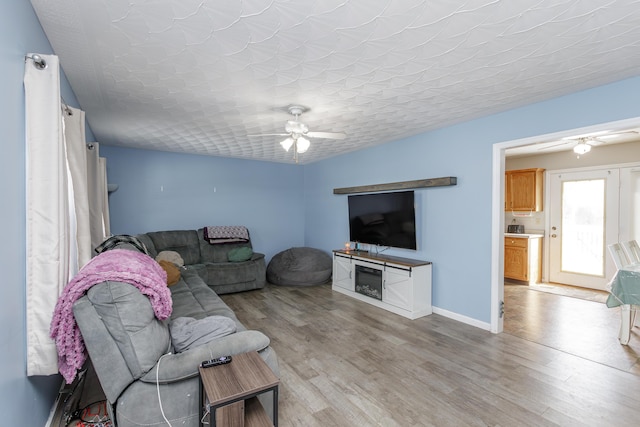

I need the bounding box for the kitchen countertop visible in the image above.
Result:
[505,233,544,238]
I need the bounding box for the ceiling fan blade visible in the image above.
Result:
[537,140,572,151]
[307,131,346,140]
[596,130,639,140]
[247,133,290,137]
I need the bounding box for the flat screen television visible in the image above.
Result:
[348,190,417,250]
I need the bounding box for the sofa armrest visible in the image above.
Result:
[251,252,265,261]
[139,330,271,383]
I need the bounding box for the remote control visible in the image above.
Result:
[201,356,232,368]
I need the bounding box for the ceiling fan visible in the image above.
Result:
[537,129,640,156]
[250,105,346,162]
[536,136,594,154]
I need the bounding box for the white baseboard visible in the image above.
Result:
[432,306,491,331]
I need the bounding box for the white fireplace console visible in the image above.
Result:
[332,250,432,319]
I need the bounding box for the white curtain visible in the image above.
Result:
[24,54,110,376]
[100,156,111,238]
[64,106,91,270]
[87,143,110,250]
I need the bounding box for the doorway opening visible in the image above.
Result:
[491,117,640,374]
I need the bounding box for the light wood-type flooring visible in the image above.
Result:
[222,283,640,427]
[504,282,640,375]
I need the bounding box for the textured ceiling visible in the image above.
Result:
[30,0,640,164]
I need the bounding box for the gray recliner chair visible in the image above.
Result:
[73,279,278,426]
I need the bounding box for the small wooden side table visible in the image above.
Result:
[199,351,279,427]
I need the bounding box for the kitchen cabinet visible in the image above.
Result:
[504,235,542,284]
[505,168,544,212]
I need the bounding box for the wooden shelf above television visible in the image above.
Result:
[333,177,457,195]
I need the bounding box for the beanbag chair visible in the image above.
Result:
[267,247,332,286]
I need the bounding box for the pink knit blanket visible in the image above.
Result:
[50,249,172,383]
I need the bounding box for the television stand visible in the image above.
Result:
[332,250,432,319]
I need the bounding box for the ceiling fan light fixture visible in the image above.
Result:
[573,142,591,155]
[259,104,345,160]
[280,137,294,152]
[296,136,310,153]
[285,121,308,134]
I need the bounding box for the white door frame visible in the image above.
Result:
[490,116,640,333]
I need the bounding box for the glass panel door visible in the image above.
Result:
[549,169,619,290]
[560,179,605,276]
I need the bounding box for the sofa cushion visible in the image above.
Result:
[169,316,237,352]
[158,260,181,285]
[156,250,185,267]
[80,281,171,381]
[228,246,254,262]
[203,255,264,286]
[170,269,242,326]
[147,230,201,265]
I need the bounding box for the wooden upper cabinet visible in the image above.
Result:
[505,168,544,212]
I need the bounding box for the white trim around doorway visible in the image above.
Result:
[491,116,640,334]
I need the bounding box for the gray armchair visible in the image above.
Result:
[73,279,278,426]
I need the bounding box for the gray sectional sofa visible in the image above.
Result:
[136,228,266,294]
[73,249,278,427]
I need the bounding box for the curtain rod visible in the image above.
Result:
[61,96,73,116]
[25,54,73,116]
[25,54,46,70]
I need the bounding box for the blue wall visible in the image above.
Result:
[104,75,640,325]
[304,132,491,320]
[0,0,89,424]
[4,0,640,421]
[304,76,640,323]
[101,146,306,261]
